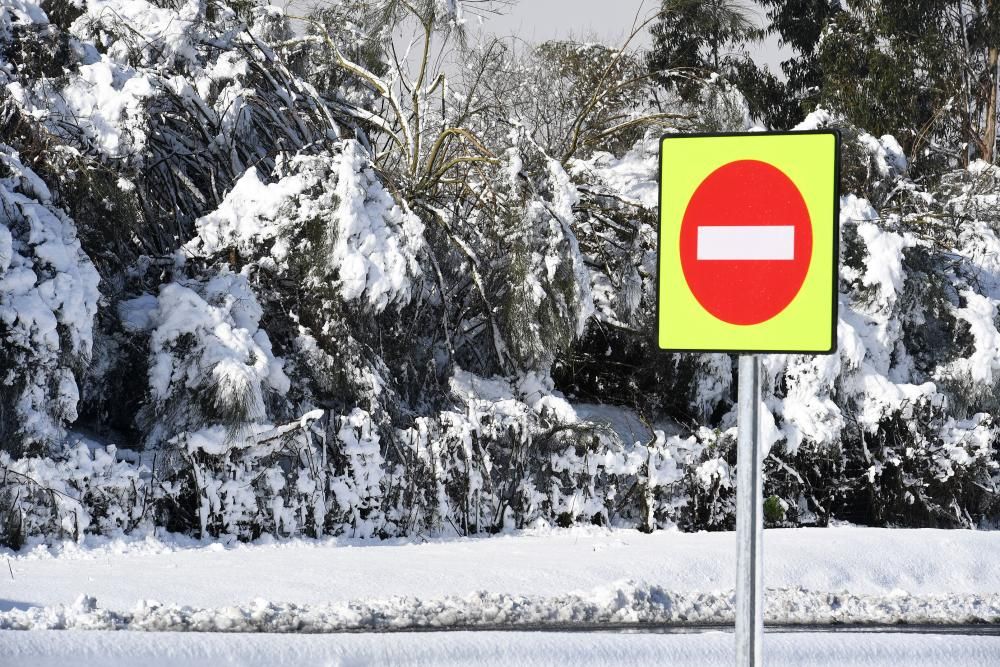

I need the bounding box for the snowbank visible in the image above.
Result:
[1,585,997,632]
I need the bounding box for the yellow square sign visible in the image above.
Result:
[657,131,840,353]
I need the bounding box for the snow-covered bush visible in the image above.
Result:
[1,0,998,545]
[0,147,100,453]
[122,268,291,447]
[384,369,734,535]
[327,408,386,537]
[150,408,384,540]
[748,113,1000,527]
[0,441,146,548]
[187,141,425,313]
[5,0,337,258]
[493,138,594,370]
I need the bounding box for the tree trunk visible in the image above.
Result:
[984,47,999,164]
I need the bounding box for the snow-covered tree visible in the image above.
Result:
[0,0,998,546]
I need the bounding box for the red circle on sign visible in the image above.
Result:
[679,160,812,325]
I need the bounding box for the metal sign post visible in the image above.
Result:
[735,355,763,667]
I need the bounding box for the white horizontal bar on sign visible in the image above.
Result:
[696,225,796,261]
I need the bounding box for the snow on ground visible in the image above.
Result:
[2,629,1000,667]
[2,527,1000,663]
[0,527,998,631]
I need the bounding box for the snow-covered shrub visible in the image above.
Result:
[2,0,999,544]
[493,139,594,370]
[179,139,426,455]
[380,369,732,536]
[854,406,997,527]
[390,371,536,534]
[755,113,1000,527]
[5,0,338,259]
[152,414,313,539]
[188,141,425,313]
[0,442,147,547]
[123,268,290,447]
[327,408,386,537]
[0,147,100,453]
[153,408,386,540]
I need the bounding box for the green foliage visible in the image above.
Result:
[763,494,787,524]
[647,0,783,126]
[529,41,650,158]
[818,9,948,158]
[648,0,762,78]
[756,0,840,120]
[816,0,1000,170]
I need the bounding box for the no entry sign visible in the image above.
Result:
[657,131,840,353]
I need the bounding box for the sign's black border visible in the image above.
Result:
[655,129,841,355]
